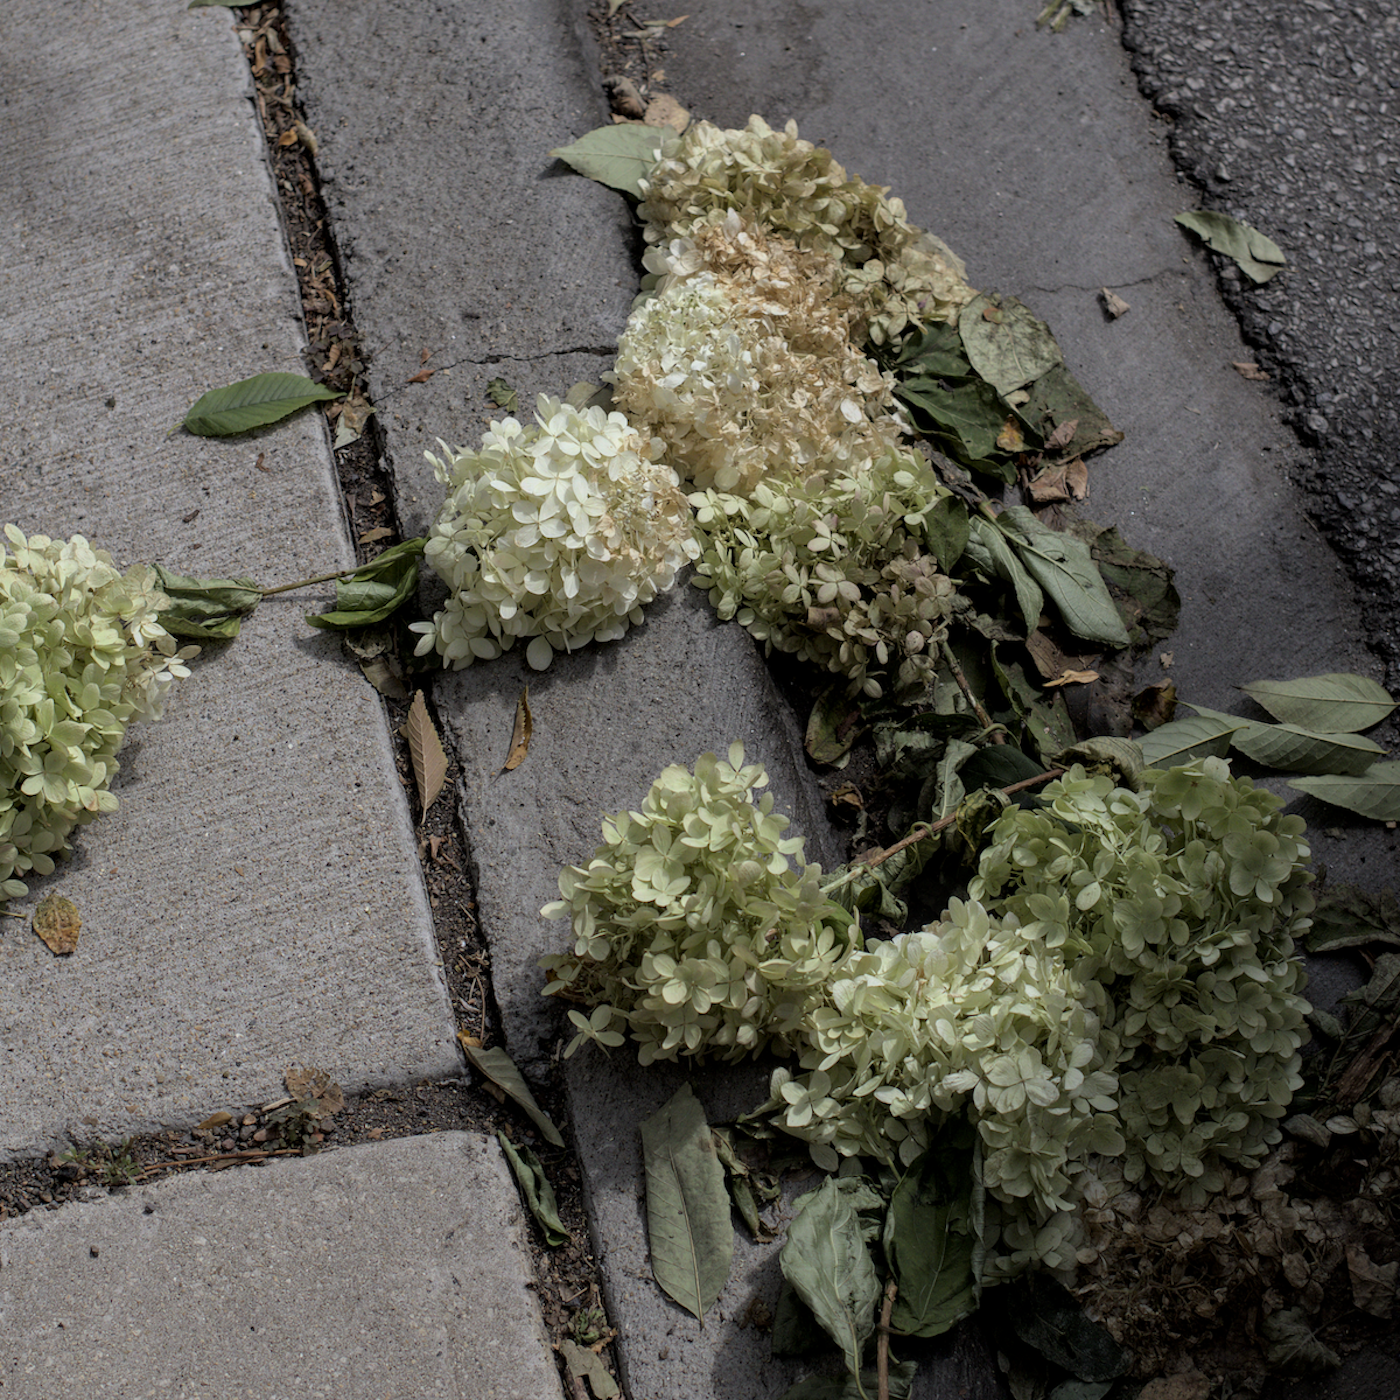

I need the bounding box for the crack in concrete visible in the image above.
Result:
[450,345,618,369]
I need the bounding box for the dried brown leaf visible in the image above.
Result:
[33,893,81,956]
[1045,669,1100,687]
[643,94,690,132]
[1100,287,1131,318]
[196,1111,234,1131]
[357,526,394,544]
[406,690,449,818]
[1232,360,1271,382]
[407,368,434,384]
[502,687,533,773]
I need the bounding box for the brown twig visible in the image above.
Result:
[944,648,1005,743]
[136,1147,299,1178]
[859,769,1065,872]
[877,1279,897,1400]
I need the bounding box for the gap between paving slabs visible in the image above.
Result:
[1,5,626,1393]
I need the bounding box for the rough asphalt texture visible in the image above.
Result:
[2,1,1397,1398]
[1121,0,1400,677]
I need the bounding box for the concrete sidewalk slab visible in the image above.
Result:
[0,1132,561,1400]
[0,0,458,1158]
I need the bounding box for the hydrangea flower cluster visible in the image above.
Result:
[690,449,958,699]
[541,754,1315,1272]
[0,526,196,900]
[762,899,1123,1218]
[637,115,974,342]
[539,744,859,1065]
[610,214,904,495]
[970,758,1314,1199]
[411,396,699,672]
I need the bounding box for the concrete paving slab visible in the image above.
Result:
[286,0,639,540]
[0,1132,561,1400]
[0,0,458,1158]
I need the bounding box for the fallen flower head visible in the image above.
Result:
[410,395,699,672]
[0,525,197,900]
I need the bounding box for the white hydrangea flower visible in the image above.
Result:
[411,396,700,672]
[0,525,197,900]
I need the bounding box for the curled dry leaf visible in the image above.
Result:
[1100,287,1130,318]
[33,892,81,956]
[1045,669,1101,687]
[502,687,534,773]
[1232,361,1271,382]
[405,690,449,818]
[643,95,690,133]
[195,1111,234,1131]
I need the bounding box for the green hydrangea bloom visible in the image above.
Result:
[970,758,1313,1201]
[690,449,957,699]
[539,744,859,1065]
[0,526,196,900]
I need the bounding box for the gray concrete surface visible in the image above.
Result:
[0,0,460,1160]
[0,1132,561,1400]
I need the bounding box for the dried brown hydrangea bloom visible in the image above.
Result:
[610,214,904,495]
[637,115,975,342]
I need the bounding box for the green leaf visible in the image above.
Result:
[958,744,1047,795]
[771,1278,831,1358]
[1175,210,1287,283]
[895,376,1022,472]
[1138,713,1243,767]
[921,494,971,574]
[996,507,1130,647]
[558,1340,620,1399]
[152,564,263,640]
[1305,884,1400,954]
[1288,762,1400,822]
[1185,703,1386,776]
[883,1146,980,1338]
[959,293,1063,397]
[487,376,519,414]
[304,537,425,630]
[712,1127,776,1242]
[458,1041,565,1147]
[806,687,864,766]
[1260,1308,1341,1375]
[1002,1274,1128,1382]
[640,1084,734,1322]
[1071,522,1179,644]
[497,1133,570,1247]
[966,516,1044,633]
[550,124,666,199]
[781,1177,882,1383]
[893,318,972,377]
[1240,672,1396,733]
[1018,362,1124,459]
[778,1362,917,1400]
[933,738,981,820]
[182,372,341,437]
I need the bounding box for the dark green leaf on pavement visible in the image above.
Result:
[1138,713,1243,767]
[640,1084,734,1322]
[458,1038,565,1147]
[487,377,519,414]
[1241,672,1396,733]
[778,1362,916,1400]
[1186,703,1385,775]
[497,1132,570,1246]
[550,124,666,199]
[182,372,341,436]
[304,537,425,630]
[1288,763,1400,822]
[152,564,263,640]
[781,1176,881,1381]
[1305,884,1400,954]
[1000,1274,1128,1382]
